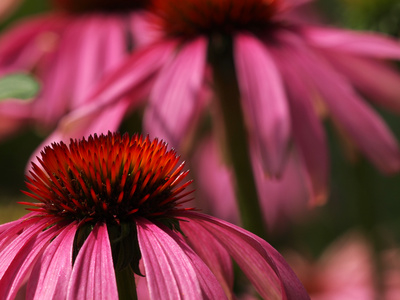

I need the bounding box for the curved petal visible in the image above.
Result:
[302,26,400,59]
[0,219,61,300]
[270,45,329,205]
[144,37,207,147]
[67,223,118,300]
[0,14,68,72]
[177,212,310,300]
[234,33,291,176]
[27,222,78,299]
[324,52,400,114]
[281,30,400,174]
[179,219,234,298]
[136,218,226,299]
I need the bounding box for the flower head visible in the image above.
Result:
[0,0,153,140]
[46,0,400,208]
[1,132,309,299]
[152,0,279,37]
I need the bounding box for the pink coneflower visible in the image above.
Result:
[286,231,400,300]
[0,132,309,299]
[0,0,153,140]
[49,0,400,206]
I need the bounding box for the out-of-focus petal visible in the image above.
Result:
[137,218,226,299]
[67,223,118,300]
[27,222,77,299]
[324,52,400,113]
[271,45,329,205]
[178,212,310,300]
[144,37,207,147]
[0,0,22,21]
[0,14,67,72]
[302,26,400,59]
[0,219,61,300]
[281,31,400,174]
[234,33,291,177]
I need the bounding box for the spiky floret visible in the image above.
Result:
[152,0,279,38]
[22,132,193,225]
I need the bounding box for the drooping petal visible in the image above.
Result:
[27,222,78,299]
[271,44,329,205]
[281,30,400,174]
[0,219,62,300]
[144,37,207,147]
[234,33,291,176]
[179,218,234,298]
[136,218,226,299]
[0,14,68,72]
[67,223,118,300]
[177,212,310,300]
[302,26,400,59]
[323,52,400,113]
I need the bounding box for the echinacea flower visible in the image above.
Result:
[0,0,153,140]
[0,132,309,299]
[286,231,400,300]
[48,0,400,206]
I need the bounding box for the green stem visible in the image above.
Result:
[115,266,138,300]
[209,35,267,238]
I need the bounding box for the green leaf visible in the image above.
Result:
[0,73,40,100]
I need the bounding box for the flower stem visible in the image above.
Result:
[115,266,138,300]
[208,35,267,238]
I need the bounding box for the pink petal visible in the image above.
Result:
[0,14,68,72]
[302,26,400,59]
[137,218,226,299]
[271,46,329,205]
[144,37,207,147]
[67,223,118,300]
[234,33,291,176]
[27,222,78,299]
[0,219,61,299]
[177,212,310,300]
[179,219,234,298]
[324,52,400,113]
[280,30,400,174]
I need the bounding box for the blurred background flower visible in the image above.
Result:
[0,0,400,298]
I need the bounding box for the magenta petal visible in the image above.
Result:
[303,26,400,59]
[272,48,329,205]
[295,49,400,173]
[67,223,118,300]
[178,212,310,300]
[0,14,68,72]
[137,218,226,299]
[144,37,207,147]
[324,53,400,114]
[27,222,78,299]
[179,219,234,298]
[234,33,291,176]
[0,219,61,299]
